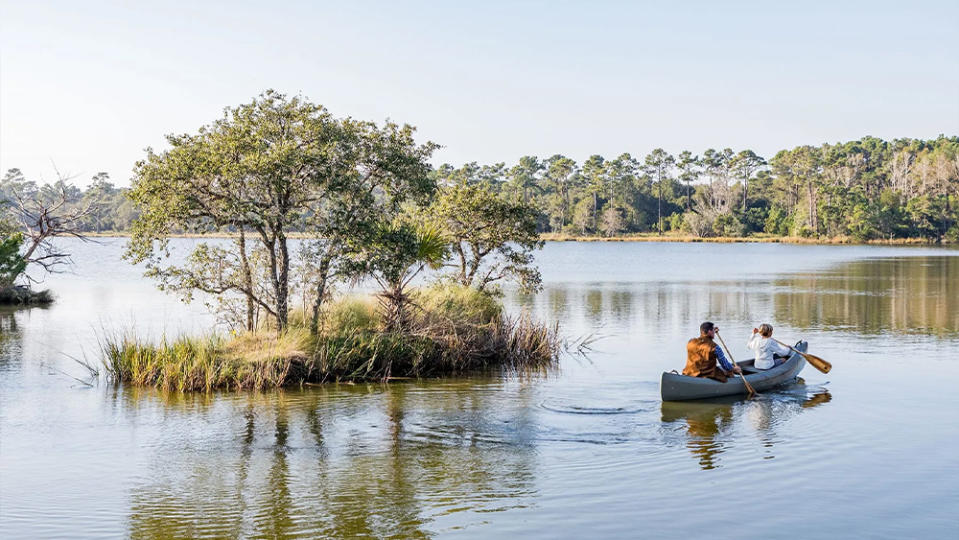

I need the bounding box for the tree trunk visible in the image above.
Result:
[383,282,408,333]
[561,187,569,229]
[237,229,255,332]
[742,177,748,212]
[592,191,598,231]
[262,233,282,331]
[276,229,290,332]
[309,249,332,334]
[456,244,469,286]
[807,183,818,233]
[657,181,663,235]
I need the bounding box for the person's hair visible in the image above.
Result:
[700,321,715,335]
[759,323,773,337]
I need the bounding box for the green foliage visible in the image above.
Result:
[666,212,684,232]
[4,135,958,243]
[905,196,944,239]
[124,90,437,331]
[946,224,959,243]
[764,206,792,236]
[874,189,909,239]
[431,135,955,241]
[712,213,745,237]
[740,206,769,234]
[426,181,543,292]
[343,219,449,331]
[0,232,26,287]
[847,205,877,241]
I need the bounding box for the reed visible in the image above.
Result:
[103,285,561,391]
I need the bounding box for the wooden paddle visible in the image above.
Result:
[773,338,832,374]
[714,330,757,397]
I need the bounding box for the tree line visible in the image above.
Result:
[435,136,959,241]
[4,135,957,245]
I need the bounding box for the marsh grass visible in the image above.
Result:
[103,285,561,391]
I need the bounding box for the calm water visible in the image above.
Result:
[1,240,958,539]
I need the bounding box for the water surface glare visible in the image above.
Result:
[1,240,957,538]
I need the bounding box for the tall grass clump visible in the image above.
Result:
[103,329,316,391]
[104,284,561,391]
[310,285,557,381]
[316,296,380,334]
[102,332,223,391]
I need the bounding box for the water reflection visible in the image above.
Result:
[661,400,734,470]
[513,282,768,338]
[661,386,833,471]
[123,382,539,538]
[774,256,959,336]
[512,256,958,339]
[0,308,25,372]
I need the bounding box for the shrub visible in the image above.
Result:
[764,206,792,236]
[946,224,959,243]
[682,212,713,238]
[666,212,684,232]
[713,213,745,237]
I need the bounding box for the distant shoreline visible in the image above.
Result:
[86,231,954,246]
[538,233,954,246]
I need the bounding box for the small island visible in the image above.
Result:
[105,91,557,391]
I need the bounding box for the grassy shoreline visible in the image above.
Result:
[539,232,953,245]
[103,286,561,391]
[88,230,953,246]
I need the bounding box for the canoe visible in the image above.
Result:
[660,341,808,401]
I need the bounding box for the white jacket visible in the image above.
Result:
[746,334,792,370]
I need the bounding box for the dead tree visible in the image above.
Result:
[5,177,96,282]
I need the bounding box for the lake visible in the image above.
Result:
[1,240,957,539]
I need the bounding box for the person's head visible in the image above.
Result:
[758,323,773,337]
[700,321,717,337]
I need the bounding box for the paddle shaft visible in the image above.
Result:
[714,331,757,396]
[773,338,832,374]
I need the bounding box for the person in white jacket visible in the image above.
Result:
[746,324,792,370]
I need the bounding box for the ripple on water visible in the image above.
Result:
[538,400,646,415]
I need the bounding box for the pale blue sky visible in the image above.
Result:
[1,1,957,186]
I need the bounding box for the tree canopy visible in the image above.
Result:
[125,90,438,331]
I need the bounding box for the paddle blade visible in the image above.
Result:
[803,352,832,374]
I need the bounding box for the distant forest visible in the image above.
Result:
[3,135,958,241]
